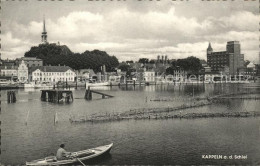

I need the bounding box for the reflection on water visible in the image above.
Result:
[1,83,260,165]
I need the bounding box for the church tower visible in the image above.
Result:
[207,42,213,55]
[41,16,48,44]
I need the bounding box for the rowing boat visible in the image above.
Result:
[26,143,113,166]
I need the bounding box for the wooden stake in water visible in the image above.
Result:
[54,112,58,125]
[25,110,30,125]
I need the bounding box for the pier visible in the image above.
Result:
[85,87,113,100]
[41,90,73,103]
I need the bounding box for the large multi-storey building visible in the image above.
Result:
[31,66,75,83]
[207,41,244,75]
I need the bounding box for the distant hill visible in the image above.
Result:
[24,43,119,72]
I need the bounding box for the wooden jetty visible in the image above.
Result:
[41,90,73,103]
[7,91,16,103]
[85,87,113,100]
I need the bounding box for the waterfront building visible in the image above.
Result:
[166,75,174,82]
[207,41,244,75]
[173,70,187,82]
[143,70,155,82]
[0,66,18,79]
[0,60,29,82]
[76,69,91,81]
[244,62,256,77]
[16,57,43,68]
[17,60,29,83]
[31,66,75,83]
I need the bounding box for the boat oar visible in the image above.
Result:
[76,158,86,166]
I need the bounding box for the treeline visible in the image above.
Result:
[24,43,119,72]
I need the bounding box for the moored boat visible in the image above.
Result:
[86,82,109,87]
[26,143,113,166]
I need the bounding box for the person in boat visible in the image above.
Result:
[56,144,71,160]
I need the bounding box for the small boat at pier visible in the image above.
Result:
[26,143,113,166]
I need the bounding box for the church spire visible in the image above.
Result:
[41,15,48,44]
[207,42,213,54]
[43,16,46,33]
[207,42,213,51]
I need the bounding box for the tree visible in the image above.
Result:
[168,56,202,75]
[149,60,155,64]
[24,44,119,72]
[166,67,174,75]
[126,60,134,64]
[138,58,149,64]
[118,63,130,72]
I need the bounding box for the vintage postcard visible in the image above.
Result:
[0,0,259,165]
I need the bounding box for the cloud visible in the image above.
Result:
[1,32,32,59]
[1,32,22,47]
[221,11,259,31]
[48,11,104,41]
[72,42,128,53]
[1,4,259,63]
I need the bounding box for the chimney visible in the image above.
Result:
[165,55,167,64]
[157,55,160,62]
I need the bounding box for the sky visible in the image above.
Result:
[0,0,259,63]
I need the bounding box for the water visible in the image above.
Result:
[0,84,260,165]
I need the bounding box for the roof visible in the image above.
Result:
[21,57,43,61]
[0,66,18,70]
[247,62,255,68]
[77,69,96,76]
[31,66,73,72]
[1,61,16,66]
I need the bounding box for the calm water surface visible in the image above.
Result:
[1,84,260,165]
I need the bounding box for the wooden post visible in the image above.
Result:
[46,92,49,101]
[57,92,60,103]
[89,91,92,100]
[0,88,1,113]
[66,78,68,89]
[7,91,10,103]
[7,91,16,103]
[86,90,89,100]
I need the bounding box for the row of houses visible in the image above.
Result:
[0,58,76,83]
